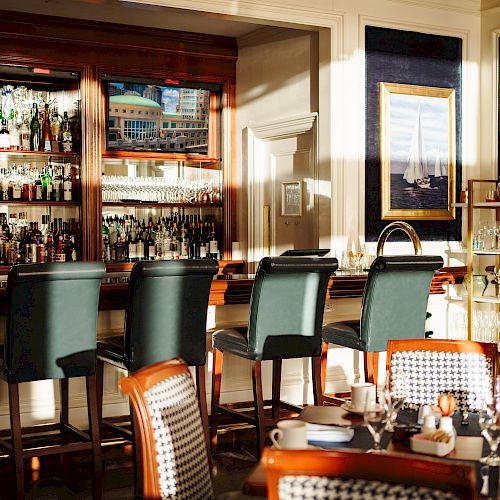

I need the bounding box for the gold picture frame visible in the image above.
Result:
[379,82,456,220]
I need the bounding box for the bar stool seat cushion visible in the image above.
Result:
[97,336,127,370]
[212,327,251,358]
[322,320,361,350]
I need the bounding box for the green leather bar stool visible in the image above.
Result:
[96,259,218,486]
[210,256,338,458]
[0,262,106,500]
[320,255,443,404]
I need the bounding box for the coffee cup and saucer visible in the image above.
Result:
[270,420,318,449]
[341,382,376,415]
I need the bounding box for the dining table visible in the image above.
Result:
[242,406,499,499]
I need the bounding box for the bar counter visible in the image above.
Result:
[0,262,463,314]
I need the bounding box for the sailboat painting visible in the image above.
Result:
[379,82,456,221]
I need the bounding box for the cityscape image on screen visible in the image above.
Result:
[107,82,210,154]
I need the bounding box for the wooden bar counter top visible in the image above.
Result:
[0,262,464,314]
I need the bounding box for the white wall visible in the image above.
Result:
[236,28,318,260]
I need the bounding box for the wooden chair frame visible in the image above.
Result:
[119,358,209,500]
[262,448,477,500]
[386,338,498,383]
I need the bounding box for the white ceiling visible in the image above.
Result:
[0,0,269,37]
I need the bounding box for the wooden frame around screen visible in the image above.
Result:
[379,82,456,221]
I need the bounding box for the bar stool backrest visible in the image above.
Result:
[360,255,443,352]
[125,259,218,372]
[6,262,106,383]
[247,257,338,360]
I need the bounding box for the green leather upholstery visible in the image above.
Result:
[97,259,218,372]
[1,262,105,384]
[212,257,338,361]
[322,255,444,352]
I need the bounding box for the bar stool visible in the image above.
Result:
[210,256,338,458]
[0,262,105,499]
[321,255,443,403]
[96,259,218,479]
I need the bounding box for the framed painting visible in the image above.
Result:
[379,82,456,220]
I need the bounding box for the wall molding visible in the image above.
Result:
[389,0,480,15]
[247,112,317,269]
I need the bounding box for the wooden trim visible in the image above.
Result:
[0,10,238,60]
[262,448,477,500]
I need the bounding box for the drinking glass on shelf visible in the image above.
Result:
[479,402,500,466]
[363,392,390,453]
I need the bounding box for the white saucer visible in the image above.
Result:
[271,444,320,450]
[340,402,365,415]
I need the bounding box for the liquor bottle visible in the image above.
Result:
[109,219,117,262]
[9,111,20,151]
[42,104,52,152]
[170,223,179,258]
[136,228,145,261]
[115,224,126,262]
[63,163,72,201]
[199,224,208,259]
[50,107,62,152]
[34,169,43,201]
[43,162,54,201]
[30,103,40,151]
[127,223,137,262]
[61,112,72,152]
[12,166,21,200]
[209,223,219,259]
[69,235,77,261]
[180,227,189,259]
[101,217,110,262]
[20,114,30,151]
[0,119,10,150]
[145,228,155,260]
[54,166,63,201]
[155,224,164,260]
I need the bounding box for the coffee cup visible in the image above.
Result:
[351,382,376,411]
[269,419,307,449]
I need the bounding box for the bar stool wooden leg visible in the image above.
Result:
[210,348,223,454]
[9,383,24,500]
[363,352,379,385]
[96,359,104,422]
[272,360,282,420]
[195,365,211,468]
[60,378,70,476]
[320,341,328,395]
[251,360,265,459]
[86,375,102,500]
[129,401,143,499]
[311,356,324,406]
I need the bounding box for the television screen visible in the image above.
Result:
[107,81,210,154]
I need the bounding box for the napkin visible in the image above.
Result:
[306,423,354,443]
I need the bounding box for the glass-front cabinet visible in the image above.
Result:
[101,157,222,262]
[100,76,225,264]
[0,64,81,265]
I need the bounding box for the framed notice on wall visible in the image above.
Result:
[281,181,302,216]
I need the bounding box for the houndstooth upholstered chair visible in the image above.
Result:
[386,339,498,412]
[119,358,214,500]
[262,448,476,500]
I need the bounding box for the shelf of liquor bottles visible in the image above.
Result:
[101,155,223,263]
[101,211,221,262]
[0,64,82,264]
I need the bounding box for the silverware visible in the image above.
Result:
[480,465,489,497]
